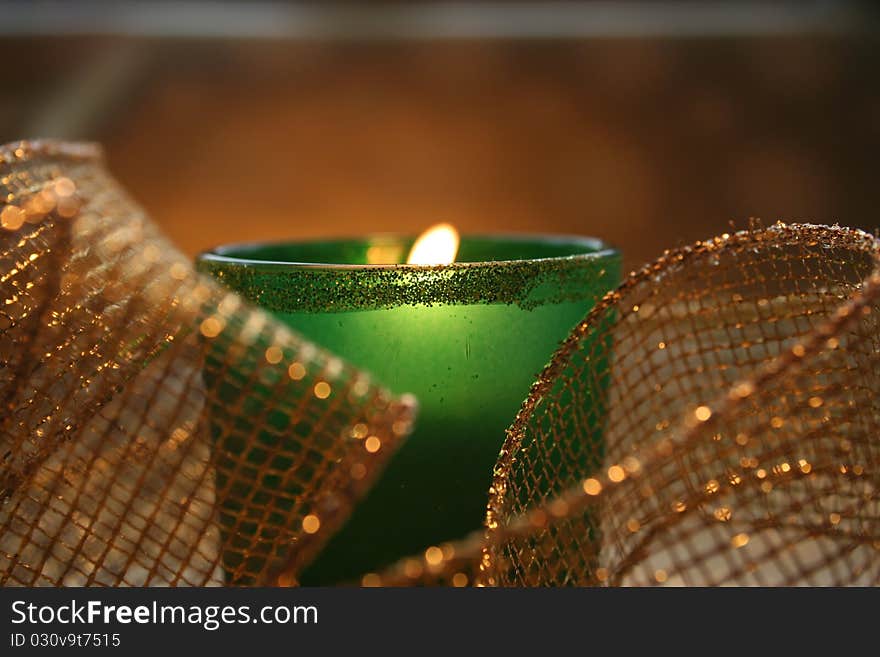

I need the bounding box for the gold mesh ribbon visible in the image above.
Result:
[0,141,415,586]
[2,141,878,587]
[371,224,880,586]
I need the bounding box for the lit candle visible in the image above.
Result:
[198,230,620,583]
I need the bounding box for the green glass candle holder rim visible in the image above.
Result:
[196,233,621,313]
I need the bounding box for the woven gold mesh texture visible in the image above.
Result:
[369,224,880,586]
[0,141,415,587]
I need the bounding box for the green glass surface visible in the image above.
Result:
[198,235,620,584]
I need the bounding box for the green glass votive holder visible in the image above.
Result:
[198,234,621,584]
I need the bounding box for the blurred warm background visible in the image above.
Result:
[1,0,878,269]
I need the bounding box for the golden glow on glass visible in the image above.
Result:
[366,244,405,265]
[364,436,381,453]
[406,223,460,265]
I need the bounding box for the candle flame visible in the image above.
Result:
[406,223,460,265]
